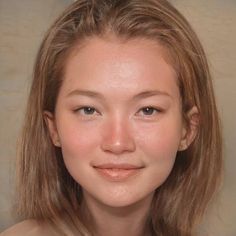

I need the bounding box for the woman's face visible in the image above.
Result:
[46,37,189,208]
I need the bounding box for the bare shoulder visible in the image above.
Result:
[0,220,53,236]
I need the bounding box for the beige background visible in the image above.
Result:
[0,0,235,235]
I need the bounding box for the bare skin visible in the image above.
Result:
[44,36,198,236]
[2,36,198,236]
[81,190,154,236]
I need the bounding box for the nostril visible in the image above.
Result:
[101,136,136,154]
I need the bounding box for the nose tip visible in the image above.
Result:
[101,139,136,154]
[101,121,136,154]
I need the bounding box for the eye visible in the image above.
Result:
[137,107,160,116]
[75,106,99,116]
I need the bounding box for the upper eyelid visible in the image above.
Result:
[73,105,162,110]
[137,106,163,112]
[136,107,161,115]
[74,106,99,114]
[73,105,164,114]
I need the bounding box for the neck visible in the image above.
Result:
[80,192,154,236]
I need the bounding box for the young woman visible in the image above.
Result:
[1,0,222,235]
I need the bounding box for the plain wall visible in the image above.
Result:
[0,0,235,235]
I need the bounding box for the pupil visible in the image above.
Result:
[84,107,94,114]
[143,107,154,115]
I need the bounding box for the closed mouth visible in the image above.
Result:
[93,164,144,181]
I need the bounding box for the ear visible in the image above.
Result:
[43,111,61,147]
[178,106,199,151]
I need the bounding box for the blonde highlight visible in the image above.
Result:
[15,0,222,235]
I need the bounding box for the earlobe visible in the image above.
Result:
[43,111,61,147]
[178,106,199,151]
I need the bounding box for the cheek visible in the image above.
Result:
[57,119,101,161]
[134,120,182,187]
[135,118,183,163]
[57,119,102,184]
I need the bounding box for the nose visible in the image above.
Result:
[101,116,136,155]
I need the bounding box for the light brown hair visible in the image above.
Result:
[16,0,222,235]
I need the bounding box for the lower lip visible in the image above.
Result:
[94,168,142,182]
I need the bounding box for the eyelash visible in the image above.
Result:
[74,106,162,117]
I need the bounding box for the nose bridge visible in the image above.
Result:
[101,112,136,154]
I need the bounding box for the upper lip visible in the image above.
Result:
[93,163,143,169]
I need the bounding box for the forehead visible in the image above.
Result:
[60,36,179,100]
[67,36,175,74]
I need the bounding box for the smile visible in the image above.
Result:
[93,164,144,182]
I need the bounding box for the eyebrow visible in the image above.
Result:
[66,89,172,100]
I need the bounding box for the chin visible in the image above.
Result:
[91,189,154,209]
